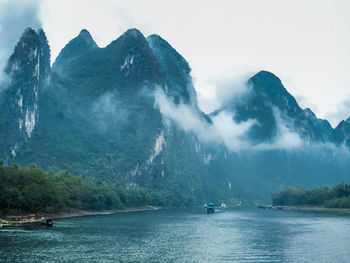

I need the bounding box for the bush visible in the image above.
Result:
[272,183,350,208]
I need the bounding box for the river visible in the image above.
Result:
[1,207,350,262]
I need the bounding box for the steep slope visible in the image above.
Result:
[53,29,97,69]
[147,34,197,106]
[0,28,50,161]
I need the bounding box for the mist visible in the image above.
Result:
[0,0,41,86]
[325,97,350,127]
[254,108,304,151]
[194,72,254,114]
[91,92,129,133]
[155,88,307,152]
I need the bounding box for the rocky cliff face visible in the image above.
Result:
[0,28,50,160]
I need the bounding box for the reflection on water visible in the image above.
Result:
[1,207,350,262]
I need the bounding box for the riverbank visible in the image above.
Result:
[287,206,350,216]
[47,206,161,219]
[1,206,161,220]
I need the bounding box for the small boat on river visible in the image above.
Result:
[204,203,215,213]
[0,215,53,229]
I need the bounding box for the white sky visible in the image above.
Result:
[3,0,350,127]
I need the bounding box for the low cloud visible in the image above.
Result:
[211,111,255,151]
[194,72,253,114]
[0,0,41,85]
[294,94,319,114]
[325,97,350,128]
[155,88,220,142]
[155,88,304,152]
[254,109,303,150]
[91,92,128,133]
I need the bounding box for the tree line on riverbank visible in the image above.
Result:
[0,161,193,214]
[272,183,350,208]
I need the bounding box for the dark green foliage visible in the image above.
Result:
[271,182,350,208]
[0,161,193,214]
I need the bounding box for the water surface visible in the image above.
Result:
[1,207,349,262]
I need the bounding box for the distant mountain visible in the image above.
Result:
[1,27,350,205]
[216,70,333,143]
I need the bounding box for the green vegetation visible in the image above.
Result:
[0,160,193,215]
[272,183,350,208]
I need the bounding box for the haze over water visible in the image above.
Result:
[1,208,350,262]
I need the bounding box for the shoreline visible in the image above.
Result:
[287,206,350,216]
[2,206,161,220]
[46,206,161,219]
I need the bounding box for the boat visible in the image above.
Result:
[0,215,53,229]
[204,202,215,213]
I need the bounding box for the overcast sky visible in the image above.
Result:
[1,0,350,127]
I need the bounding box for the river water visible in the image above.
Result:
[1,207,350,262]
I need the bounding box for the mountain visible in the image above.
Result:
[1,27,350,205]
